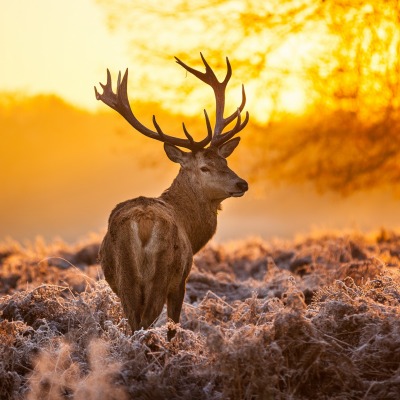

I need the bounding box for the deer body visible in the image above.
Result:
[100,195,193,333]
[95,54,249,338]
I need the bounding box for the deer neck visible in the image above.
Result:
[160,170,220,254]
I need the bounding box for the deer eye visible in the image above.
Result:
[200,166,210,173]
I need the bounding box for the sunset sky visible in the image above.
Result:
[2,1,400,243]
[0,0,335,121]
[0,0,319,120]
[0,0,128,110]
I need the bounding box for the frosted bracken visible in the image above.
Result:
[1,231,400,399]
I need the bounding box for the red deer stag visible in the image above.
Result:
[95,53,249,339]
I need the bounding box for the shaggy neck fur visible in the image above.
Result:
[161,169,220,254]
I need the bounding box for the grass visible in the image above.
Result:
[1,230,400,399]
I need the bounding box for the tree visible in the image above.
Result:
[96,0,400,194]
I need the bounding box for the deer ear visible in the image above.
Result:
[218,137,240,158]
[164,143,190,165]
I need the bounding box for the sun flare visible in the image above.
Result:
[278,86,308,115]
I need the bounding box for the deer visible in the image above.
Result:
[95,53,249,340]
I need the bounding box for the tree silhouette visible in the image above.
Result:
[97,0,400,193]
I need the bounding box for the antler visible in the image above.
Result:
[94,69,211,151]
[175,52,249,148]
[94,53,249,151]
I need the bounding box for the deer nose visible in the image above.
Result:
[236,180,248,192]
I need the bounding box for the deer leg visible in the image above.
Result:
[139,279,168,329]
[166,281,186,340]
[139,297,166,329]
[120,288,143,333]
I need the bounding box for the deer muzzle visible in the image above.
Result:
[230,179,248,197]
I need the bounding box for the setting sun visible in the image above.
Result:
[278,86,307,114]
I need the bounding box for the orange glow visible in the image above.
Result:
[2,0,400,242]
[0,0,128,111]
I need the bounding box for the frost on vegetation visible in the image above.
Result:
[1,231,400,399]
[27,339,127,400]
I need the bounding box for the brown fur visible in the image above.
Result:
[137,217,154,247]
[99,145,247,339]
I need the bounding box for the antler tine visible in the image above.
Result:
[211,109,250,147]
[95,68,212,151]
[175,53,219,86]
[152,116,165,138]
[95,69,118,111]
[175,53,248,148]
[224,84,247,126]
[182,109,213,149]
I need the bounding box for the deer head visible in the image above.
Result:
[94,53,249,201]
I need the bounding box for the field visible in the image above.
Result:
[1,231,400,399]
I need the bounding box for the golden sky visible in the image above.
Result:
[0,0,318,120]
[1,0,396,120]
[2,0,400,243]
[0,0,128,110]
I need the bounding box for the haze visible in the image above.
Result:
[2,0,400,244]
